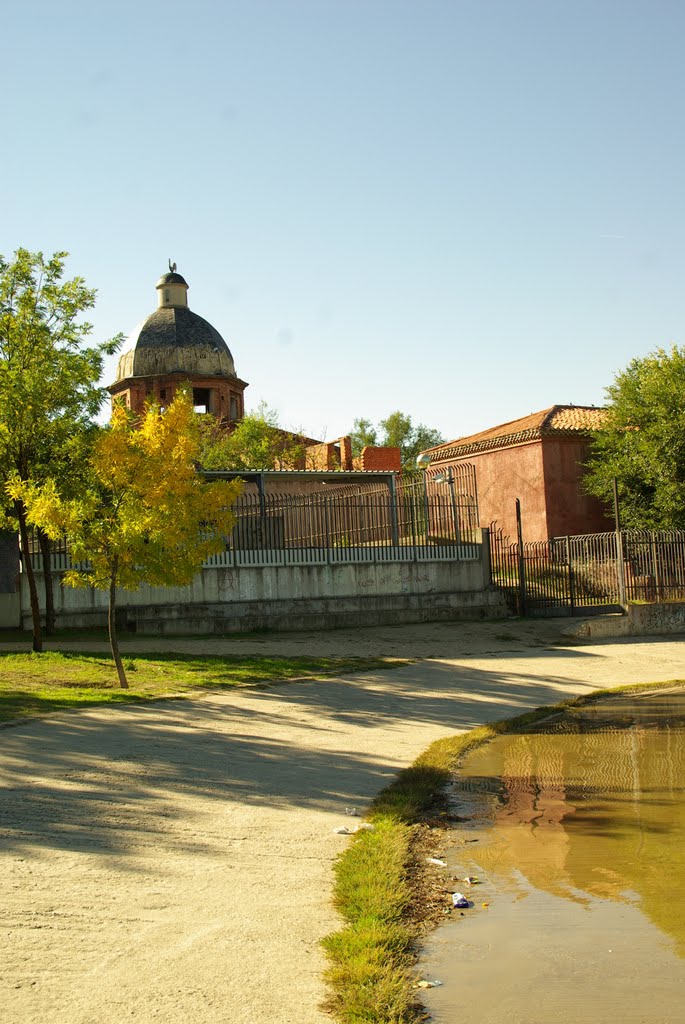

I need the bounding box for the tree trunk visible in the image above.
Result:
[108,572,128,689]
[15,501,42,653]
[37,527,56,635]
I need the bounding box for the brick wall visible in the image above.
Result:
[354,446,402,472]
[305,437,354,471]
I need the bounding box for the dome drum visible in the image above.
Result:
[111,371,247,419]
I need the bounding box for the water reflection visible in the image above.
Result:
[420,691,685,1024]
[457,692,685,952]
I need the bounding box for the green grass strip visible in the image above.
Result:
[0,650,404,723]
[322,679,685,1023]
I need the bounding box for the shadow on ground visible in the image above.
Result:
[0,645,610,859]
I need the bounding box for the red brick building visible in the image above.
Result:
[422,405,612,542]
[109,266,401,475]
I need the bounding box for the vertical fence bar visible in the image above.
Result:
[616,530,627,605]
[516,499,526,616]
[566,536,575,615]
[422,477,430,552]
[651,536,661,600]
[389,476,399,549]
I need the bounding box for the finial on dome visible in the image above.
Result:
[169,259,177,273]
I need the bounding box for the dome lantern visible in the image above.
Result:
[156,260,189,309]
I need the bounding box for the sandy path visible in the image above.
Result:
[2,620,685,1023]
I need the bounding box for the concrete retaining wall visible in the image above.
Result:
[19,551,509,634]
[626,602,685,635]
[0,593,20,629]
[567,602,685,640]
[0,531,20,628]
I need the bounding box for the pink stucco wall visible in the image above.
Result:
[450,441,547,541]
[542,438,613,538]
[438,437,612,542]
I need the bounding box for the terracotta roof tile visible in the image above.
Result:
[423,405,607,462]
[544,406,607,431]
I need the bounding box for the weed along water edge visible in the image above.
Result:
[322,682,685,1024]
[418,688,685,1024]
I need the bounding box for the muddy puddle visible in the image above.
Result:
[419,690,685,1024]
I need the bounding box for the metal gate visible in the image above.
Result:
[490,526,685,616]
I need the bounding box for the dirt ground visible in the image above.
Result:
[2,617,685,1024]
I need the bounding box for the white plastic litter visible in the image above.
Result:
[333,822,375,835]
[416,979,443,989]
[452,892,470,908]
[345,807,360,816]
[426,857,447,867]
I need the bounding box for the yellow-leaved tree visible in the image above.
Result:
[10,391,242,688]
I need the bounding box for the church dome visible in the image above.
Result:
[156,271,188,288]
[114,266,237,382]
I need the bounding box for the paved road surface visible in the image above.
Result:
[2,619,684,1023]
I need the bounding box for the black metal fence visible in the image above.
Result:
[209,474,480,565]
[27,470,482,570]
[490,525,685,615]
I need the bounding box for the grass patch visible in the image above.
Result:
[0,651,404,723]
[322,679,685,1023]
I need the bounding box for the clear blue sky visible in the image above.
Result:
[4,1,685,443]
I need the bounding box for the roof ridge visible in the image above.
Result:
[540,405,562,430]
[423,406,555,454]
[423,404,607,461]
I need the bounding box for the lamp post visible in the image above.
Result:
[415,453,431,546]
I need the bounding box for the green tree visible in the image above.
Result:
[585,345,685,528]
[349,417,378,457]
[348,410,444,470]
[11,392,243,688]
[199,401,307,470]
[0,249,121,651]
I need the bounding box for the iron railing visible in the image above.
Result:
[490,525,685,614]
[25,472,481,571]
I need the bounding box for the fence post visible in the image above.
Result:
[388,476,399,548]
[651,536,661,601]
[566,536,575,615]
[613,477,627,606]
[616,531,627,606]
[516,498,526,616]
[447,467,461,548]
[479,527,492,585]
[423,474,430,550]
[409,491,418,561]
[324,494,331,565]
